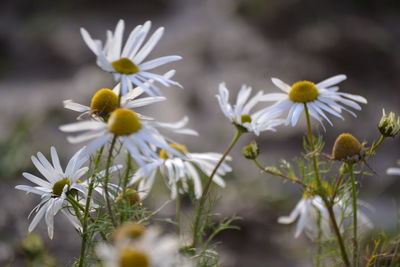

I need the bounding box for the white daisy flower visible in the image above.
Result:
[216,82,285,135]
[63,70,175,120]
[60,109,197,171]
[266,74,367,127]
[129,144,232,199]
[278,194,331,240]
[15,147,88,239]
[81,20,182,96]
[96,226,191,267]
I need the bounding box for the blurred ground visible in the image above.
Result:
[0,0,400,266]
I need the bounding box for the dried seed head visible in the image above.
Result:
[332,133,362,161]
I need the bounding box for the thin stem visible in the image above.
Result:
[191,130,242,248]
[368,135,386,155]
[316,210,322,267]
[78,148,103,267]
[253,159,305,187]
[104,135,118,227]
[348,162,359,267]
[176,184,182,238]
[303,103,350,267]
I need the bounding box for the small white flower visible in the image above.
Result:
[15,147,88,239]
[96,226,191,267]
[60,109,197,171]
[63,70,175,120]
[81,20,181,96]
[278,195,331,240]
[216,82,285,135]
[266,75,367,127]
[130,144,232,199]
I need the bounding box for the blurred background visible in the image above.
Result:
[1,0,400,266]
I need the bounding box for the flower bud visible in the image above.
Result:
[378,109,400,137]
[242,141,259,160]
[332,133,362,161]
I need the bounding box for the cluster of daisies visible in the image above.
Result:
[15,18,400,266]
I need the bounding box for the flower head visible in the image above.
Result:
[63,71,174,120]
[216,83,284,135]
[96,226,191,267]
[81,20,181,96]
[130,144,231,199]
[60,111,197,171]
[15,147,89,239]
[332,133,362,161]
[266,75,367,127]
[378,109,400,137]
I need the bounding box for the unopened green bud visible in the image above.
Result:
[378,109,400,137]
[242,141,259,160]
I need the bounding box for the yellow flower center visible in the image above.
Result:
[289,81,319,103]
[159,144,189,159]
[108,109,142,136]
[90,88,118,117]
[116,189,141,205]
[112,58,140,75]
[52,178,71,196]
[332,133,362,160]
[113,222,145,242]
[119,248,149,267]
[241,114,252,124]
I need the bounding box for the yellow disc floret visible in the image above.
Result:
[159,144,189,159]
[112,58,140,75]
[52,178,71,196]
[241,114,252,124]
[289,81,319,103]
[119,248,149,267]
[113,222,145,242]
[108,109,142,136]
[90,89,118,117]
[332,133,362,160]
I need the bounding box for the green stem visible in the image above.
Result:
[368,135,386,155]
[303,104,350,267]
[191,130,242,248]
[348,163,358,267]
[253,159,305,187]
[78,148,103,267]
[316,210,322,267]
[176,184,182,238]
[104,135,118,227]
